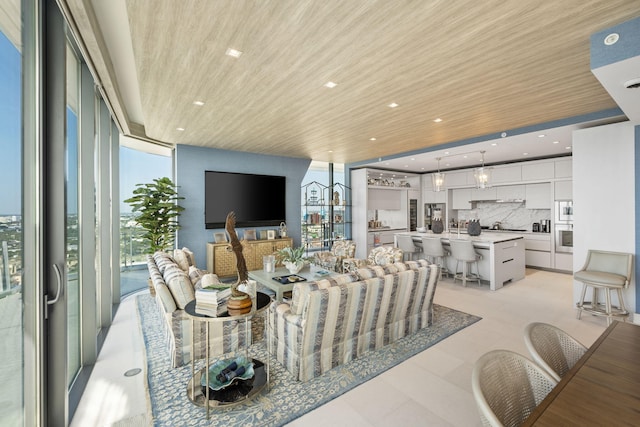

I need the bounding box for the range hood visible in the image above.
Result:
[591,17,640,124]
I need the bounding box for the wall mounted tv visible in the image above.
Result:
[204,171,286,229]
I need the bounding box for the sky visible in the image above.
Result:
[0,30,21,216]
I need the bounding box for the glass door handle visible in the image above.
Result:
[45,263,63,319]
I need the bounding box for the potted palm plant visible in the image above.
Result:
[276,246,311,274]
[124,177,185,253]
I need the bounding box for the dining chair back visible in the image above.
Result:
[524,322,587,382]
[472,349,558,427]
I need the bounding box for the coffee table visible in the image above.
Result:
[248,265,336,302]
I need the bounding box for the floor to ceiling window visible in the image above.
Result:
[0,4,23,425]
[119,140,172,296]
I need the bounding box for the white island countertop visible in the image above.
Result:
[396,231,524,247]
[395,231,525,290]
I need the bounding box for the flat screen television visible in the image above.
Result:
[204,171,286,229]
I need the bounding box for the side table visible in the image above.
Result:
[184,292,271,419]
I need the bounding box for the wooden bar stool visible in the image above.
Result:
[574,249,633,325]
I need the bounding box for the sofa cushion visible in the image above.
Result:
[153,251,176,274]
[188,265,208,286]
[290,273,359,315]
[173,248,191,271]
[163,265,195,309]
[156,283,177,313]
[182,247,196,267]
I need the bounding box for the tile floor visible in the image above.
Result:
[72,268,610,426]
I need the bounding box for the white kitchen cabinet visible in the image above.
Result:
[445,170,472,187]
[525,183,551,209]
[491,165,522,184]
[555,253,573,272]
[522,161,555,181]
[368,188,402,210]
[496,185,526,200]
[471,187,497,201]
[423,189,447,204]
[554,180,572,200]
[452,188,472,209]
[555,159,572,178]
[524,234,552,268]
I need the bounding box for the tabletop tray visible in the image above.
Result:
[272,274,307,284]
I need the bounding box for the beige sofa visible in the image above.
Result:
[268,259,440,381]
[147,249,251,367]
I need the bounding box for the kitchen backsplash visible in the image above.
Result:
[457,201,551,231]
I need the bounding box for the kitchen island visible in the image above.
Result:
[395,231,525,291]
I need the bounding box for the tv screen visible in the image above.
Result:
[204,171,286,229]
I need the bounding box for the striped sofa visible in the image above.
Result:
[268,260,440,381]
[147,252,251,368]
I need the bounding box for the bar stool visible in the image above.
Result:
[574,249,633,325]
[449,239,482,287]
[396,234,422,261]
[421,236,450,278]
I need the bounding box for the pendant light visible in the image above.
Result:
[432,157,445,192]
[474,151,491,189]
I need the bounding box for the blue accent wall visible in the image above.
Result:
[591,16,640,69]
[175,144,311,268]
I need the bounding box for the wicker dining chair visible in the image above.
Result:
[524,322,587,382]
[472,350,558,427]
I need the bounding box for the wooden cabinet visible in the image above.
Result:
[207,237,292,277]
[525,183,551,209]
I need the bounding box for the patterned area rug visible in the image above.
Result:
[137,294,481,426]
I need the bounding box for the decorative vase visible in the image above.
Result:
[432,219,444,234]
[468,219,482,236]
[284,261,304,274]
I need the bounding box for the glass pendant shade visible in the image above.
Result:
[474,167,491,189]
[432,172,445,192]
[474,151,491,189]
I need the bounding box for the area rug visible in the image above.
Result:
[137,294,481,426]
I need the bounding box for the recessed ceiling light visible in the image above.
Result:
[404,165,409,168]
[410,158,415,161]
[566,146,571,150]
[538,134,546,138]
[491,143,497,146]
[384,162,389,165]
[444,151,450,155]
[388,102,399,108]
[552,140,559,144]
[324,81,338,88]
[523,152,529,156]
[433,118,442,123]
[421,167,425,170]
[225,48,243,58]
[445,163,450,167]
[193,101,205,106]
[176,127,185,131]
[370,137,377,141]
[463,155,468,159]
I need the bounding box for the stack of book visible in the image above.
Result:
[195,285,232,317]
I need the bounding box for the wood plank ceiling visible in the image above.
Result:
[79,1,640,164]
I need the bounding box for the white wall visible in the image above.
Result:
[573,122,636,317]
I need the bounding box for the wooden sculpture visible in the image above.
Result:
[225,211,252,315]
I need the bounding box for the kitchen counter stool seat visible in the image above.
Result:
[449,239,482,287]
[574,249,633,326]
[421,237,450,279]
[396,234,422,261]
